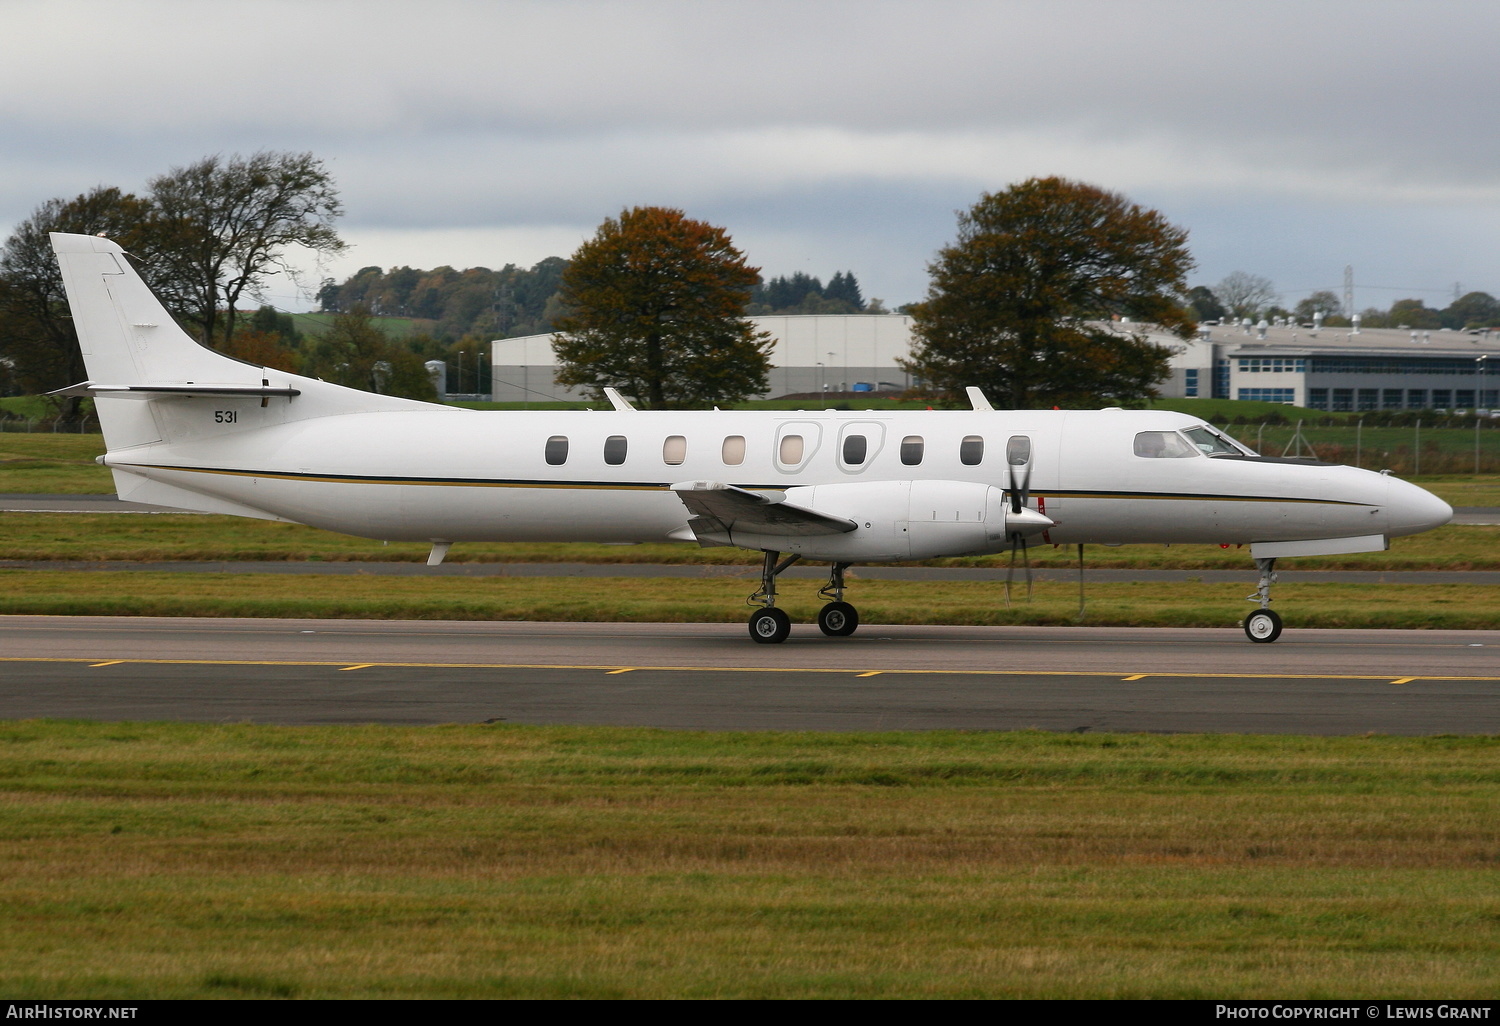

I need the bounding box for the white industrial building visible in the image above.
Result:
[487,314,1500,411]
[489,315,916,402]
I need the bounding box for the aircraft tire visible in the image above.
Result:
[749,607,792,644]
[817,601,859,637]
[1243,609,1283,643]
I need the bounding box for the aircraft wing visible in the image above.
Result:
[671,481,857,538]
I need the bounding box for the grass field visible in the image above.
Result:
[1,721,1496,998]
[0,570,1495,627]
[1,512,1496,571]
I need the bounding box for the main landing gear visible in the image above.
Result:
[1243,556,1283,643]
[747,553,861,644]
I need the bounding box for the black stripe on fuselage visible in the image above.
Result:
[117,464,1378,507]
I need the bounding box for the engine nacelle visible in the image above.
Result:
[724,479,1022,562]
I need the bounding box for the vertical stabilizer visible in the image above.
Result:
[51,233,256,390]
[49,232,450,456]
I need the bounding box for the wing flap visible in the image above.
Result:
[671,481,857,537]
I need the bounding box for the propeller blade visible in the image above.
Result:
[1006,459,1033,516]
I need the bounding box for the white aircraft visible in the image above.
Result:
[49,232,1452,644]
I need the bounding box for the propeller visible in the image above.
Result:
[1004,460,1034,606]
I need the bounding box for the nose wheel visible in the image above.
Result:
[1243,608,1283,643]
[1243,557,1283,643]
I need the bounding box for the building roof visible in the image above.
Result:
[1150,322,1500,359]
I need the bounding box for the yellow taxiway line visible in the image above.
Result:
[2,656,1497,685]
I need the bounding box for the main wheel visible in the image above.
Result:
[749,607,792,644]
[817,601,859,637]
[1243,609,1283,643]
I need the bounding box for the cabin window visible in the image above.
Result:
[722,435,746,466]
[544,435,569,465]
[663,435,686,465]
[1006,435,1031,466]
[604,435,628,465]
[959,435,984,466]
[841,434,868,466]
[1133,431,1198,458]
[900,436,924,466]
[779,434,805,466]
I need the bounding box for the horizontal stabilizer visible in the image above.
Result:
[671,481,857,538]
[49,381,301,400]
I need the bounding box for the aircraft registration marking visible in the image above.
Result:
[7,657,1496,683]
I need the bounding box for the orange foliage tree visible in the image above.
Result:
[553,207,772,409]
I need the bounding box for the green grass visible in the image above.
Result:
[1,721,1496,998]
[0,570,1496,627]
[0,512,1496,569]
[0,434,110,493]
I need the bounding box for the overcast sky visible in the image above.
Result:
[4,0,1499,313]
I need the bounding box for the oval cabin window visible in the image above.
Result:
[779,434,805,466]
[544,436,569,466]
[603,435,628,466]
[722,435,746,466]
[1006,435,1031,466]
[842,434,868,466]
[662,435,687,465]
[900,435,924,466]
[960,435,984,466]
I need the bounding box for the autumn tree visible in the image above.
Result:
[901,177,1194,409]
[552,207,772,408]
[147,151,346,347]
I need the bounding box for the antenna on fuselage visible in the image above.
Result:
[603,387,637,412]
[965,387,994,411]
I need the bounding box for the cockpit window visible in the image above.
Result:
[1183,426,1249,456]
[1133,431,1199,458]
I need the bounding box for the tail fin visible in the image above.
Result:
[50,232,441,452]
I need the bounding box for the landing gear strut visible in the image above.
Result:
[747,550,800,644]
[816,562,858,637]
[1243,557,1283,643]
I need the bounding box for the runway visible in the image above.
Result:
[3,615,1496,734]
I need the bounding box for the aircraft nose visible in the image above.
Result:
[1385,476,1453,537]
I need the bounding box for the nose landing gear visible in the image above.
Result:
[817,562,859,637]
[1243,557,1283,643]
